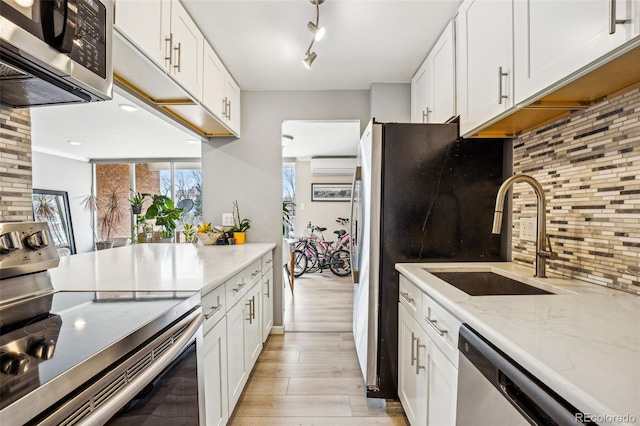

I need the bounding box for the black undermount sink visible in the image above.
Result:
[429,271,554,296]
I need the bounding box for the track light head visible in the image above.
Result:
[307,21,325,41]
[302,52,318,69]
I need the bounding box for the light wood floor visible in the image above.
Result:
[228,273,408,425]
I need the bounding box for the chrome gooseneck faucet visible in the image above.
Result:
[492,174,558,278]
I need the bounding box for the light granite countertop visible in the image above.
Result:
[396,262,640,426]
[50,243,276,295]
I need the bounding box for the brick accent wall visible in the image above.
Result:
[95,163,160,239]
[512,87,640,295]
[0,107,32,222]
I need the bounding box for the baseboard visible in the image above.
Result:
[271,326,284,335]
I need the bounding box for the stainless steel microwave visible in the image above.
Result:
[0,0,113,108]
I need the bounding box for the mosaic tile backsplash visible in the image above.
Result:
[512,87,640,295]
[0,106,32,222]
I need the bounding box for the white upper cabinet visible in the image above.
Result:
[224,71,241,135]
[411,61,430,123]
[514,0,640,104]
[202,41,226,120]
[411,21,455,124]
[114,0,171,68]
[169,0,203,101]
[456,0,513,136]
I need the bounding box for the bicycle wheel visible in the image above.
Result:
[329,249,351,277]
[293,250,308,277]
[305,245,321,273]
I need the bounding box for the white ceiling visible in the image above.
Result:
[30,0,462,161]
[282,120,360,160]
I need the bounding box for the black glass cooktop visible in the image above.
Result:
[0,290,199,411]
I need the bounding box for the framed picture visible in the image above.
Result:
[32,189,77,255]
[311,183,352,202]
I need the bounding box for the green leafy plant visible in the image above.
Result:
[128,190,150,205]
[145,195,183,238]
[227,200,251,233]
[182,223,197,243]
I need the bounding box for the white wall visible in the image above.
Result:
[294,160,351,239]
[369,82,411,123]
[202,90,369,327]
[32,151,94,253]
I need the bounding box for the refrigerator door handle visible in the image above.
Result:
[350,166,361,284]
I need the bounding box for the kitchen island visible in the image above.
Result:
[396,262,640,426]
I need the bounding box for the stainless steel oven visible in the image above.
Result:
[0,222,204,425]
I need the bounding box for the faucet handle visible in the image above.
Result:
[539,235,559,260]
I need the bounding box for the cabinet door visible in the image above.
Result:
[514,0,640,104]
[244,282,263,371]
[114,0,171,68]
[411,60,430,123]
[457,0,513,136]
[431,20,456,124]
[203,317,228,426]
[427,342,457,426]
[224,72,241,135]
[202,41,226,120]
[262,267,274,343]
[170,0,203,100]
[398,304,428,426]
[226,299,246,412]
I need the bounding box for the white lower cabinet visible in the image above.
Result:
[203,316,228,426]
[398,304,428,425]
[398,278,458,426]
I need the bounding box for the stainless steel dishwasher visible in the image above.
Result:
[456,325,591,426]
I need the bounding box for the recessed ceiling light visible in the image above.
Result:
[68,141,82,146]
[185,139,199,144]
[119,104,139,112]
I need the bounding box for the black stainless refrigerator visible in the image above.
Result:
[349,120,508,399]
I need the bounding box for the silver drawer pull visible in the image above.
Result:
[265,259,272,265]
[424,316,448,336]
[252,271,260,278]
[204,304,222,319]
[232,282,245,293]
[400,291,414,304]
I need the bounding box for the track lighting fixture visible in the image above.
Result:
[302,0,325,69]
[302,51,317,69]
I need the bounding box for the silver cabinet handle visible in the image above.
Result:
[251,296,256,320]
[246,299,253,323]
[164,33,173,65]
[173,42,182,72]
[264,279,270,297]
[415,339,426,375]
[251,270,260,278]
[265,259,272,265]
[232,282,246,293]
[609,0,629,34]
[226,99,231,121]
[400,291,414,304]
[204,304,222,319]
[222,97,227,119]
[424,314,448,336]
[422,110,427,123]
[410,332,417,366]
[498,66,508,104]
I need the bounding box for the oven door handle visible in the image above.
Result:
[77,310,203,425]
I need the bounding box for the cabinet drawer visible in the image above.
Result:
[261,251,273,274]
[225,272,248,309]
[244,259,262,285]
[420,292,461,367]
[399,275,422,320]
[203,284,225,334]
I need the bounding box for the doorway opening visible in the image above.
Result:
[281,119,359,332]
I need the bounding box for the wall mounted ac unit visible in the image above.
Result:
[310,157,357,175]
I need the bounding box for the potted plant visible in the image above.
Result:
[145,195,183,243]
[129,190,149,215]
[182,223,197,243]
[227,200,251,244]
[97,187,127,249]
